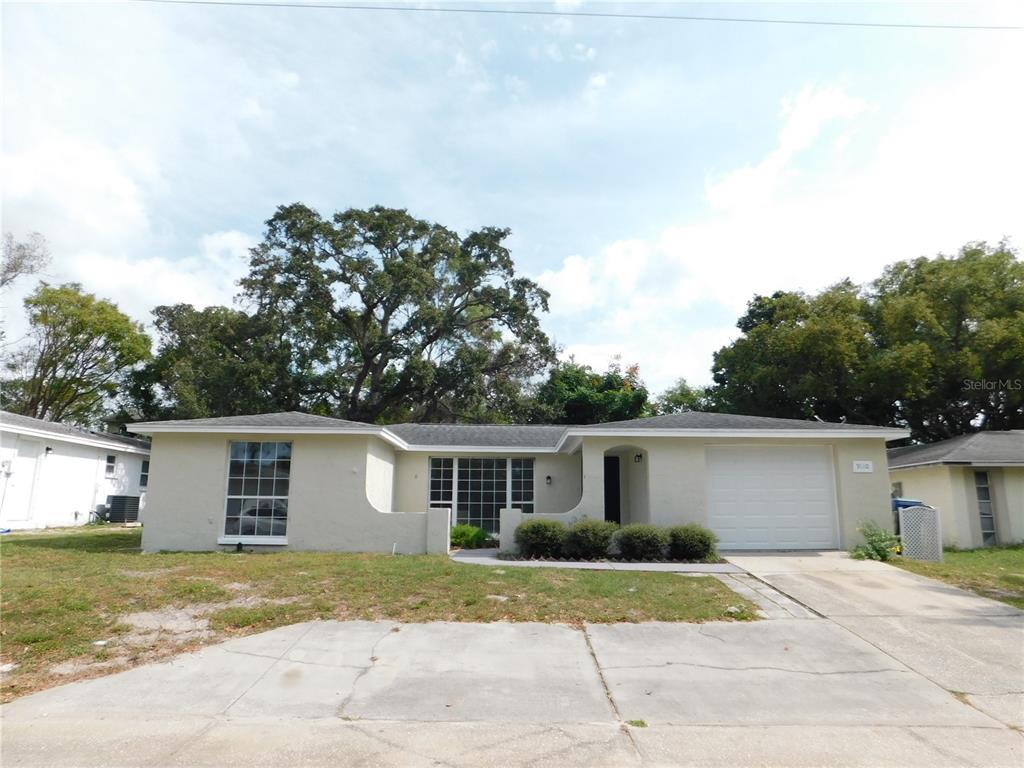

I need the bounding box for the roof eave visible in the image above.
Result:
[1,423,151,454]
[557,426,910,450]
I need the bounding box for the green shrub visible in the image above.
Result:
[616,524,669,561]
[563,519,618,560]
[450,524,488,550]
[851,520,900,561]
[514,519,568,558]
[667,524,719,561]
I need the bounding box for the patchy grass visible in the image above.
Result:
[0,527,755,701]
[894,545,1024,609]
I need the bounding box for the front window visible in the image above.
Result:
[105,455,116,478]
[429,457,535,534]
[225,441,291,538]
[139,460,150,488]
[974,471,996,546]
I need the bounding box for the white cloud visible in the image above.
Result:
[571,43,597,62]
[539,58,1023,391]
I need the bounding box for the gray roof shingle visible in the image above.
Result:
[576,412,890,431]
[1,411,151,451]
[386,423,567,448]
[888,431,1024,468]
[131,411,371,430]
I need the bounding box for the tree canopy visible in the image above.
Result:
[3,283,151,425]
[530,360,649,424]
[709,241,1024,441]
[124,204,555,423]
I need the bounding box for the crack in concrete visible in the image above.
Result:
[335,623,400,718]
[222,647,367,670]
[221,623,317,716]
[581,624,641,758]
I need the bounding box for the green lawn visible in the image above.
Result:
[894,545,1024,609]
[0,526,755,702]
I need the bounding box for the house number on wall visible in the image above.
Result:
[852,461,874,473]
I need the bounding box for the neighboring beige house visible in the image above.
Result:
[130,411,908,554]
[888,431,1024,549]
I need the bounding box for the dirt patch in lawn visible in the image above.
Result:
[1,527,756,702]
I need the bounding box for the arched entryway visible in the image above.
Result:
[602,445,649,525]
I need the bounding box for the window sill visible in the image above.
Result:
[217,536,288,546]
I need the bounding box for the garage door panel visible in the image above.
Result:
[707,445,839,550]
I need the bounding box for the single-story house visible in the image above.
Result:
[888,431,1023,548]
[130,410,907,554]
[0,411,151,530]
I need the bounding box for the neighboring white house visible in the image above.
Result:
[0,411,151,530]
[130,411,908,554]
[888,431,1024,549]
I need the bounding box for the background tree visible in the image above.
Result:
[709,241,1023,441]
[2,283,151,425]
[653,377,712,414]
[867,241,1024,440]
[118,304,303,421]
[238,204,555,422]
[531,359,648,424]
[1,232,50,289]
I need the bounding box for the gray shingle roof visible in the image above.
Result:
[386,423,567,448]
[1,411,151,451]
[576,412,890,431]
[888,431,1024,468]
[131,411,371,430]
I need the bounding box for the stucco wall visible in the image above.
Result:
[392,451,582,515]
[365,438,395,513]
[141,432,444,553]
[551,436,891,548]
[0,431,147,530]
[889,464,1024,548]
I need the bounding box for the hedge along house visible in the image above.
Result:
[888,431,1024,549]
[131,411,908,554]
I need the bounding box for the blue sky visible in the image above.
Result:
[3,1,1022,392]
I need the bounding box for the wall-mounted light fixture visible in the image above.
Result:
[45,446,54,455]
[545,475,552,485]
[634,453,643,463]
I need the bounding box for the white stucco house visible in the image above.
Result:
[0,411,151,530]
[130,410,908,554]
[888,431,1024,549]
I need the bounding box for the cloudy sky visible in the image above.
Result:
[3,1,1022,392]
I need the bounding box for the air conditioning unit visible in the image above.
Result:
[105,495,141,523]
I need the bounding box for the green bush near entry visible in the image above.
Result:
[450,524,489,550]
[616,524,670,561]
[667,524,719,562]
[514,519,568,558]
[851,520,900,561]
[562,519,619,560]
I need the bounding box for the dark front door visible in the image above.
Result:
[604,456,621,524]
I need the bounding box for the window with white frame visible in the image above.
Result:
[139,460,150,488]
[429,457,535,534]
[105,455,116,478]
[225,441,291,538]
[974,471,997,546]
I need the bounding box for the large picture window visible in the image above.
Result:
[429,457,535,534]
[225,441,291,538]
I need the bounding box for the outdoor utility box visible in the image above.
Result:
[105,495,141,523]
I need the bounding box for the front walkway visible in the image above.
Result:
[450,547,743,573]
[729,550,1024,729]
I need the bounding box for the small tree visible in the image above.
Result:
[3,283,151,425]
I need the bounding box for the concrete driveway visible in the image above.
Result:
[3,591,1021,768]
[728,551,1024,729]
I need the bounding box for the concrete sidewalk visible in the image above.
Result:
[729,551,1024,729]
[2,618,1019,767]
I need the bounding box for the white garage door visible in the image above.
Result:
[707,445,839,550]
